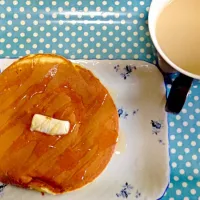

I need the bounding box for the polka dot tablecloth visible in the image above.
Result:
[0,0,199,199]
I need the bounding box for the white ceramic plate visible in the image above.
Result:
[0,59,169,200]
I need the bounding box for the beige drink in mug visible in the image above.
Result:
[149,0,200,114]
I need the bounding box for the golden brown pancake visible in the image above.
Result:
[0,54,118,194]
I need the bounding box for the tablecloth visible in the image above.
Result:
[0,0,199,199]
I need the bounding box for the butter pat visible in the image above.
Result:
[30,114,70,135]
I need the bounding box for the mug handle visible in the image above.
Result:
[165,73,193,114]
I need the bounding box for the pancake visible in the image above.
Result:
[0,54,118,194]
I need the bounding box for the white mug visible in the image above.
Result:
[148,0,195,114]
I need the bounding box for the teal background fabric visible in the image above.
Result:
[0,0,199,199]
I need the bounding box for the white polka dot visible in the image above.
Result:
[127,49,132,53]
[121,55,126,59]
[39,38,44,43]
[127,13,132,19]
[134,54,139,59]
[133,7,138,12]
[102,49,107,53]
[26,50,30,54]
[140,1,145,5]
[194,96,199,101]
[169,198,174,200]
[52,38,57,43]
[57,44,63,48]
[195,108,200,113]
[191,141,196,146]
[127,1,132,5]
[115,1,119,5]
[140,49,145,53]
[172,162,177,168]
[108,54,113,59]
[90,49,95,53]
[46,32,51,37]
[127,37,132,42]
[189,115,194,120]
[7,20,12,25]
[182,108,187,113]
[193,169,199,174]
[109,43,113,47]
[77,49,82,54]
[139,37,144,42]
[33,20,38,25]
[45,44,50,49]
[121,20,126,25]
[40,27,44,31]
[96,43,101,47]
[170,135,175,140]
[180,169,185,174]
[186,162,191,167]
[6,7,12,12]
[6,44,11,49]
[38,50,43,53]
[197,182,200,187]
[20,20,25,25]
[63,0,70,5]
[169,183,173,188]
[70,55,75,59]
[65,26,70,31]
[140,13,145,18]
[188,102,193,107]
[13,27,19,31]
[146,54,151,59]
[64,49,69,54]
[13,0,18,5]
[190,189,196,195]
[133,32,138,36]
[184,134,189,140]
[177,141,182,146]
[83,43,88,48]
[190,128,195,133]
[176,115,181,120]
[58,20,64,25]
[183,121,188,126]
[177,128,182,133]
[196,121,200,127]
[183,197,189,200]
[171,148,176,154]
[13,38,18,43]
[19,44,24,49]
[188,176,193,180]
[0,50,4,55]
[108,6,114,12]
[184,148,190,153]
[133,20,138,24]
[52,1,56,5]
[26,38,31,43]
[96,54,101,59]
[134,43,138,47]
[178,155,183,160]
[176,189,181,195]
[192,155,197,160]
[32,44,37,49]
[83,55,88,59]
[182,182,187,187]
[7,32,12,37]
[52,13,57,19]
[71,43,76,48]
